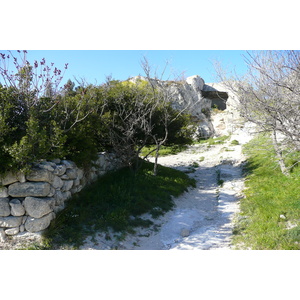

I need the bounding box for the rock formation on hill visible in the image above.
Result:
[130,75,239,139]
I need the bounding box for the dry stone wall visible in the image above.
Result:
[0,152,122,240]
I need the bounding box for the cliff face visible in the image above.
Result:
[203,82,243,136]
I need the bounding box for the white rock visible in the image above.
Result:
[5,227,19,235]
[0,172,25,185]
[95,154,106,168]
[62,180,73,192]
[0,228,6,242]
[0,198,10,216]
[48,187,56,197]
[23,197,55,218]
[53,164,67,176]
[62,191,71,201]
[181,228,190,237]
[70,187,78,194]
[62,160,76,169]
[186,75,205,91]
[54,190,64,205]
[0,216,23,228]
[8,182,51,197]
[73,178,80,187]
[26,168,53,182]
[24,212,55,233]
[53,203,65,214]
[279,214,287,220]
[51,175,64,189]
[9,199,25,216]
[77,169,84,180]
[66,168,77,179]
[0,187,9,198]
[77,185,84,193]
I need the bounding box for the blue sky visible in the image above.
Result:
[1,50,248,87]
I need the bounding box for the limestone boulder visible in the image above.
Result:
[0,228,6,242]
[26,168,53,182]
[0,198,11,217]
[24,212,55,233]
[54,190,64,205]
[38,161,56,172]
[53,164,67,176]
[186,75,205,92]
[195,119,215,139]
[181,228,190,237]
[77,169,84,180]
[9,199,26,217]
[5,227,19,235]
[62,180,73,192]
[62,191,71,201]
[65,168,77,179]
[51,175,64,189]
[61,160,76,169]
[0,187,9,198]
[0,216,23,228]
[48,186,55,197]
[23,197,55,218]
[0,171,26,186]
[8,182,51,197]
[94,154,106,169]
[19,224,25,232]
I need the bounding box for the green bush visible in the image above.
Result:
[231,139,239,145]
[0,54,196,174]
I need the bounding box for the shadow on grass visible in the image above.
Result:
[42,160,196,249]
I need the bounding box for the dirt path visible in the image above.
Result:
[81,123,255,250]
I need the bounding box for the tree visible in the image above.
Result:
[140,57,197,175]
[0,51,68,111]
[100,78,158,168]
[100,69,196,175]
[215,50,300,175]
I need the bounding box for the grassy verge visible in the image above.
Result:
[140,144,188,157]
[196,135,230,146]
[42,160,196,249]
[233,134,300,250]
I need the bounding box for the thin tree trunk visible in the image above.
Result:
[271,130,289,176]
[153,143,160,176]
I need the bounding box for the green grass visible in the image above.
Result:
[233,134,300,250]
[196,135,230,146]
[42,160,196,249]
[230,139,239,145]
[140,144,188,157]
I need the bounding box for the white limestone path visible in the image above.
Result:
[81,123,254,250]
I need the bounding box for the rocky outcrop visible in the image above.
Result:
[202,84,228,110]
[203,82,243,136]
[0,152,122,237]
[130,76,243,139]
[130,75,214,138]
[203,82,240,116]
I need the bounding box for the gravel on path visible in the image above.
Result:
[80,123,255,250]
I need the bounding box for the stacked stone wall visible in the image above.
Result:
[0,152,122,240]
